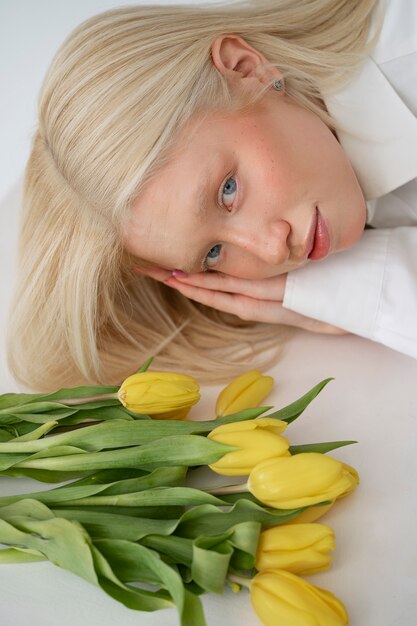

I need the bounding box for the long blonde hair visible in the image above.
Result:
[7,0,383,392]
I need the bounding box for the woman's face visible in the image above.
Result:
[124,91,366,280]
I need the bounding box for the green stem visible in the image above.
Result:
[228,574,252,589]
[56,393,119,405]
[206,483,249,496]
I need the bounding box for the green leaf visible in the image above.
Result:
[96,576,174,612]
[58,486,226,508]
[0,547,47,563]
[177,499,305,538]
[0,409,79,425]
[0,452,32,471]
[265,378,334,424]
[0,401,93,416]
[136,356,154,373]
[0,466,187,508]
[56,509,178,541]
[10,435,236,474]
[94,539,206,625]
[0,419,220,454]
[10,421,58,442]
[0,392,44,412]
[27,384,120,404]
[191,535,233,593]
[289,440,357,454]
[228,521,261,559]
[141,534,193,566]
[0,429,13,442]
[54,505,184,519]
[0,500,99,585]
[0,467,92,483]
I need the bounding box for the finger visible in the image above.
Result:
[165,277,277,320]
[170,271,287,301]
[164,277,301,325]
[132,265,172,282]
[165,277,349,334]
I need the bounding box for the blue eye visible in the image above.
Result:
[221,176,237,208]
[205,243,222,267]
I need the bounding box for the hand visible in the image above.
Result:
[132,266,347,335]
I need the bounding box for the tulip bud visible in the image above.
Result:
[256,523,335,575]
[215,370,274,417]
[151,407,191,421]
[208,418,289,476]
[288,501,335,524]
[248,453,359,509]
[251,569,348,626]
[339,463,359,497]
[117,372,200,415]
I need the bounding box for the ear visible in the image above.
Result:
[211,35,283,89]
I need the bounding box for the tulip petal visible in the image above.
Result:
[215,371,274,417]
[251,570,348,626]
[248,453,359,509]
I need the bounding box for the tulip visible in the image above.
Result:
[208,418,289,476]
[251,569,348,626]
[215,370,274,417]
[256,523,335,575]
[288,465,358,523]
[338,463,359,497]
[288,501,336,524]
[248,453,359,509]
[151,407,191,421]
[117,372,200,414]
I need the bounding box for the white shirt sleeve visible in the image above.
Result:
[283,226,417,359]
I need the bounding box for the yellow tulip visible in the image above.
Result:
[215,370,274,417]
[287,464,359,523]
[151,407,191,421]
[288,502,336,524]
[338,463,359,497]
[248,453,359,509]
[251,569,348,626]
[208,418,289,476]
[117,372,200,415]
[256,523,335,575]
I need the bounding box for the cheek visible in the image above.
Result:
[327,157,367,251]
[338,194,367,250]
[220,251,281,280]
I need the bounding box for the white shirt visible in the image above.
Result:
[283,0,417,359]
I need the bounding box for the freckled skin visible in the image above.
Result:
[124,92,366,279]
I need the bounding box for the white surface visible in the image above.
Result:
[1,1,417,625]
[1,330,417,626]
[0,0,208,204]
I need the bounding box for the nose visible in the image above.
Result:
[225,218,291,266]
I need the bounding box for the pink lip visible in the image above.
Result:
[308,207,330,261]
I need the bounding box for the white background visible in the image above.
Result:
[1,2,417,625]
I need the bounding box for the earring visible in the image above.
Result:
[272,78,284,91]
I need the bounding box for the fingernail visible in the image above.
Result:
[172,270,187,278]
[163,280,176,288]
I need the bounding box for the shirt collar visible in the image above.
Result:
[324,55,417,200]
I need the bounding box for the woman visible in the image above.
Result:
[7,0,417,392]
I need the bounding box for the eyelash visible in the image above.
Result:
[201,174,238,271]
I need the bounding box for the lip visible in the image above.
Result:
[308,207,331,261]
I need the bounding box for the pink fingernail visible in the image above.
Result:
[163,279,176,288]
[172,270,188,278]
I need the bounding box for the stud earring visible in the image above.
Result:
[272,78,284,91]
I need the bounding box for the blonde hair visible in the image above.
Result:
[7,0,383,392]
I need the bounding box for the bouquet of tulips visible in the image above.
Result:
[0,360,358,626]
